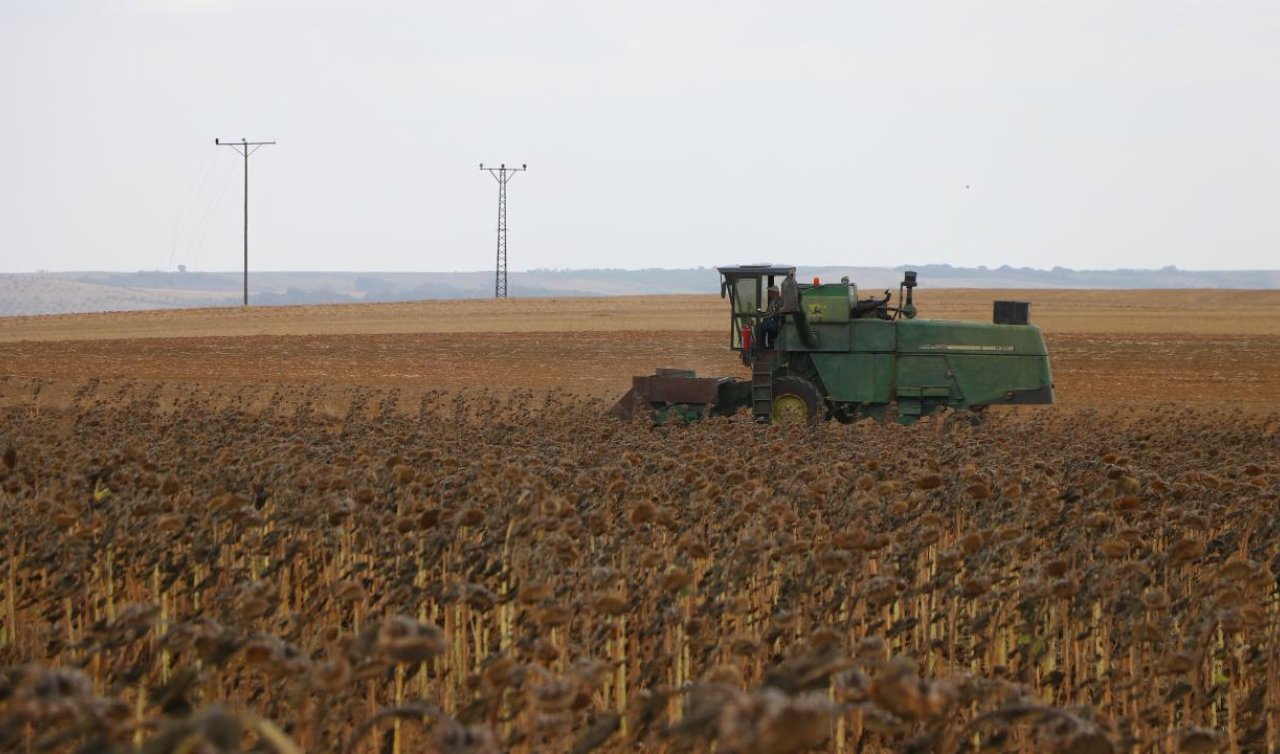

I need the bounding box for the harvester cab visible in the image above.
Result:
[610,265,1054,426]
[718,264,796,353]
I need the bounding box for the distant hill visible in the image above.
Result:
[1,264,1277,317]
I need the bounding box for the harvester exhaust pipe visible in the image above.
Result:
[898,270,918,319]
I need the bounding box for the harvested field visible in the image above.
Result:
[2,290,1280,413]
[1,290,1279,753]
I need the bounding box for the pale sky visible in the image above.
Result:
[1,0,1277,273]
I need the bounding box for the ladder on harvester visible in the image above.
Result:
[751,349,775,422]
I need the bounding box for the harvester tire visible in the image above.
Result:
[771,376,825,426]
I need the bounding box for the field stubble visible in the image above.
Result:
[1,291,1279,753]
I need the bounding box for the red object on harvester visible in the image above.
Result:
[740,324,752,350]
[813,276,820,285]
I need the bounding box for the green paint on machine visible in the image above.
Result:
[610,265,1054,425]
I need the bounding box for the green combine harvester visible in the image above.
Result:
[610,265,1054,425]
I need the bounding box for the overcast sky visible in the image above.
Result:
[1,1,1277,273]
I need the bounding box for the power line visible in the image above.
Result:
[216,138,276,306]
[187,160,237,273]
[169,144,216,271]
[479,163,526,299]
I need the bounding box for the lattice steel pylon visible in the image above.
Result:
[479,163,526,298]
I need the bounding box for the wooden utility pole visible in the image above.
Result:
[216,138,276,306]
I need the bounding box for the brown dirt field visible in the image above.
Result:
[1,290,1278,413]
[3,289,1280,342]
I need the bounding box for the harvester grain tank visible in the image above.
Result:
[610,265,1054,424]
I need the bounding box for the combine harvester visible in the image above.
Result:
[611,265,1054,425]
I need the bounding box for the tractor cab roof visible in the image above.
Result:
[716,264,796,278]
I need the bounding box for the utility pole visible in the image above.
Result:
[216,138,276,306]
[479,163,526,298]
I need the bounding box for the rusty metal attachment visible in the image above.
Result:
[608,369,746,422]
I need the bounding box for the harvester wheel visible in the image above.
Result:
[771,376,825,426]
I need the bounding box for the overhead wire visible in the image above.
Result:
[169,143,218,271]
[187,159,237,273]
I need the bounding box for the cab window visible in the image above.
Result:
[733,277,760,314]
[729,276,762,349]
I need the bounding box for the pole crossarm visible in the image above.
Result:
[216,138,276,306]
[217,138,277,147]
[479,163,527,299]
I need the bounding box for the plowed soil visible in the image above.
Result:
[1,290,1278,413]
